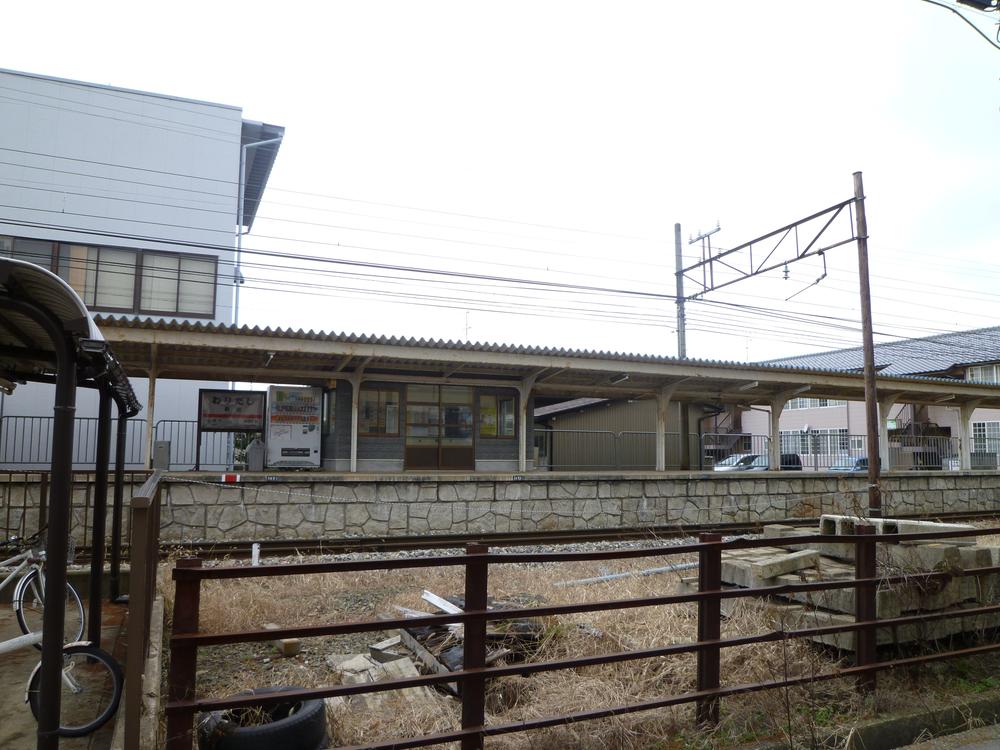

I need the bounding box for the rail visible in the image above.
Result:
[164,524,1000,749]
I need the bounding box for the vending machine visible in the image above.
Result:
[265,385,322,469]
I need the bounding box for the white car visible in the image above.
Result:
[712,453,764,472]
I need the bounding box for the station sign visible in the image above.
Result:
[198,389,266,432]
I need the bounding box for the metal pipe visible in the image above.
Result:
[87,385,112,646]
[109,399,128,602]
[0,297,77,750]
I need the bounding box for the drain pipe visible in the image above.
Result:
[86,383,113,648]
[109,398,129,602]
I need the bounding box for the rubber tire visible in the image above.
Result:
[27,643,124,737]
[13,568,86,650]
[197,686,328,750]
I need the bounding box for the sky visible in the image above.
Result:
[3,0,999,362]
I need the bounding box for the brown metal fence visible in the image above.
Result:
[123,470,164,750]
[164,524,1000,750]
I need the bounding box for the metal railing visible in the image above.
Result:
[0,415,146,468]
[888,435,959,471]
[164,524,1000,750]
[0,416,236,470]
[699,432,770,469]
[153,420,232,470]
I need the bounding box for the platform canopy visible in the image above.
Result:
[94,315,1000,409]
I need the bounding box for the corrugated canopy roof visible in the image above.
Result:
[0,259,139,413]
[94,316,1000,410]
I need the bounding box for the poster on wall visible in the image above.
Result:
[198,389,266,432]
[265,385,322,468]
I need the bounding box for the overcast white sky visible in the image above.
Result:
[4,1,999,362]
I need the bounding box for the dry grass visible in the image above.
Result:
[158,549,1000,750]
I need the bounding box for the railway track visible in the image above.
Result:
[70,507,1000,561]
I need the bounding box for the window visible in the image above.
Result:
[0,234,222,318]
[480,393,516,438]
[359,388,400,435]
[55,245,137,309]
[140,253,215,315]
[972,421,1000,453]
[11,238,54,267]
[322,387,336,436]
[968,365,1000,384]
[786,398,848,410]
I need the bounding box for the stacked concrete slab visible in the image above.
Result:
[681,515,1000,651]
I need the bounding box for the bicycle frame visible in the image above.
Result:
[0,549,38,595]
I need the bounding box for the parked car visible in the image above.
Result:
[829,456,883,472]
[713,453,802,471]
[712,453,760,472]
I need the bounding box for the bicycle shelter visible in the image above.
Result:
[0,258,139,750]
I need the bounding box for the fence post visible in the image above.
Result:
[854,524,877,695]
[697,532,722,726]
[166,557,203,750]
[462,543,489,750]
[124,495,151,750]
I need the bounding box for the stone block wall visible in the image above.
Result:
[3,471,999,544]
[151,471,1000,542]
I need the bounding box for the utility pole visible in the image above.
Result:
[677,174,880,514]
[853,171,882,517]
[674,223,686,359]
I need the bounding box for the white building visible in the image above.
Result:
[0,68,283,467]
[742,327,1000,470]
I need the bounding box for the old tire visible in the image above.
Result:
[197,686,327,750]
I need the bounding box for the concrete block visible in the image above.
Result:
[750,550,819,580]
[958,546,994,570]
[897,577,965,612]
[882,543,961,573]
[773,575,903,619]
[263,623,301,657]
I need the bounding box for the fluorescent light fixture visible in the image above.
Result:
[609,374,629,385]
[934,394,955,403]
[738,381,758,391]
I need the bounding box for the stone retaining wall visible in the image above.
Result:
[2,472,998,543]
[155,472,1000,542]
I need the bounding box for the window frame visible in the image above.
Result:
[478,391,516,439]
[138,251,218,318]
[786,397,848,410]
[968,365,1000,385]
[3,235,219,319]
[358,387,401,437]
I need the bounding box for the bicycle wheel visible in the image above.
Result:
[27,643,124,737]
[13,568,85,649]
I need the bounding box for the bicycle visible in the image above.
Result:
[1,532,123,736]
[0,630,124,736]
[1,531,85,646]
